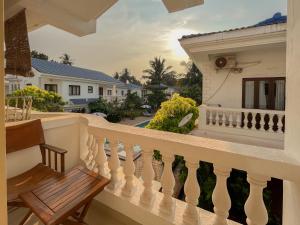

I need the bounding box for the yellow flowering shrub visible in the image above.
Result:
[146,94,199,134]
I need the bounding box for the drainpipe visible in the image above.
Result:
[283,0,300,224]
[0,0,8,224]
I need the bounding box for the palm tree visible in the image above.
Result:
[60,53,73,65]
[143,57,176,87]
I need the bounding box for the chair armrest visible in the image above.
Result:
[41,144,68,154]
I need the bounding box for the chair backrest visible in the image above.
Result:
[6,119,45,154]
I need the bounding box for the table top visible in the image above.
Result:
[20,166,110,225]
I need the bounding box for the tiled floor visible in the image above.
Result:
[8,200,141,225]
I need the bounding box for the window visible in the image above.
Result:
[26,83,32,86]
[243,77,285,110]
[88,86,93,93]
[99,87,103,96]
[121,90,124,96]
[107,90,112,96]
[44,84,58,93]
[11,83,20,92]
[69,85,80,96]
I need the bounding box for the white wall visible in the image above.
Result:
[194,46,286,108]
[283,0,300,224]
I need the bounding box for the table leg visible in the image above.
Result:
[19,210,33,225]
[77,201,92,223]
[71,200,92,224]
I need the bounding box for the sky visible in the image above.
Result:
[28,0,287,81]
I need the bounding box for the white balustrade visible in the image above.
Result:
[122,143,136,197]
[182,158,201,225]
[107,140,121,190]
[159,153,176,218]
[245,174,270,225]
[212,165,232,225]
[80,112,293,225]
[140,147,155,206]
[95,137,109,177]
[198,105,285,142]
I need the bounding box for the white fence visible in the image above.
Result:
[198,105,285,144]
[5,96,32,122]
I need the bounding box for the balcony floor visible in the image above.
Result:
[8,200,141,225]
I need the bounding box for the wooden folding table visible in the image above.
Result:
[19,166,110,225]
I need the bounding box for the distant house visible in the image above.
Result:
[5,58,142,111]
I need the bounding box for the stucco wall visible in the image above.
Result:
[194,46,286,108]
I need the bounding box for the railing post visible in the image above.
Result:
[107,140,121,190]
[212,165,232,225]
[182,158,201,225]
[95,136,109,178]
[140,147,155,207]
[198,104,207,129]
[245,174,270,225]
[159,152,175,219]
[122,143,136,197]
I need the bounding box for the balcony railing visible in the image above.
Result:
[7,114,300,225]
[5,96,32,122]
[197,105,285,144]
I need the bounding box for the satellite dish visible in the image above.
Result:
[178,113,193,127]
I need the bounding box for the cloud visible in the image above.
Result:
[29,0,287,80]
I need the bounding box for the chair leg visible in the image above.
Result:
[19,210,33,225]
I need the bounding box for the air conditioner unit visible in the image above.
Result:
[215,56,237,70]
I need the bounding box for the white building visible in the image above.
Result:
[6,58,142,111]
[180,13,287,148]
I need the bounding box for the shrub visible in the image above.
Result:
[146,93,199,134]
[123,92,142,110]
[88,98,122,123]
[11,86,65,112]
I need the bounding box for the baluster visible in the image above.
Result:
[84,134,92,167]
[277,115,284,133]
[244,174,270,225]
[212,165,232,225]
[259,113,265,131]
[140,148,155,206]
[250,112,255,130]
[222,112,226,127]
[107,140,121,190]
[236,112,241,129]
[122,143,136,197]
[209,111,213,126]
[182,158,201,225]
[268,114,274,133]
[228,112,233,128]
[90,137,98,172]
[215,111,220,126]
[159,153,175,218]
[95,137,109,177]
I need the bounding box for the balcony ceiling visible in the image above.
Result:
[4,0,118,37]
[4,0,204,37]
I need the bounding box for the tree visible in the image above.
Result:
[31,50,49,60]
[143,57,176,86]
[11,86,65,112]
[113,72,120,80]
[143,57,177,109]
[60,53,74,65]
[114,68,142,85]
[178,62,203,105]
